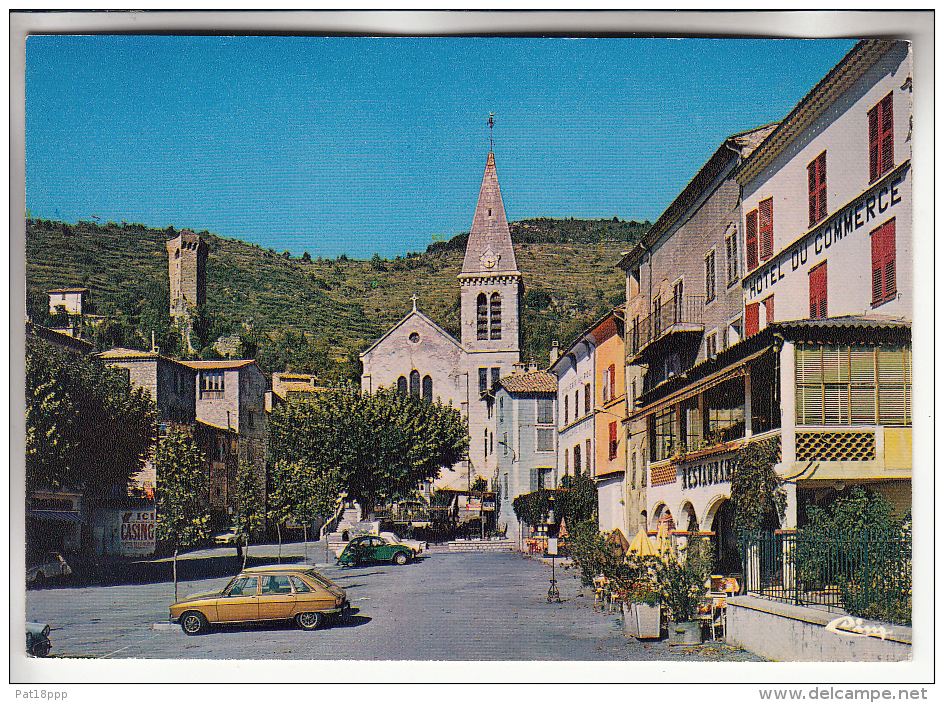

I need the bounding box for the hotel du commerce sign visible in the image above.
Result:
[746,163,908,301]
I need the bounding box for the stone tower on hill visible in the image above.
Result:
[166,230,208,348]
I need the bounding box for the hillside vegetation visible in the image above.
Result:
[26,217,648,381]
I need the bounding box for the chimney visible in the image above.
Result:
[528,359,537,373]
[549,340,560,366]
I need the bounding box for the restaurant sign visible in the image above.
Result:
[680,451,736,490]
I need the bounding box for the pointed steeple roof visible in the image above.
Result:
[460,152,520,277]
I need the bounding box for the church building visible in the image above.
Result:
[360,150,523,491]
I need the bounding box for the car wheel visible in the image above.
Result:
[393,551,409,565]
[295,612,323,631]
[180,611,209,636]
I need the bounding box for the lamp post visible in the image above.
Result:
[547,498,561,603]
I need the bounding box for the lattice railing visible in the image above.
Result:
[795,430,876,462]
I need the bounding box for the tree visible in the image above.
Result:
[266,459,340,561]
[269,386,469,519]
[153,424,211,600]
[730,437,786,531]
[25,337,156,499]
[232,460,264,571]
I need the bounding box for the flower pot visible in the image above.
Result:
[622,602,661,639]
[667,619,703,645]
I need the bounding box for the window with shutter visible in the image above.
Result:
[759,197,774,261]
[705,250,716,303]
[725,225,739,285]
[746,209,758,270]
[763,295,774,325]
[609,363,616,401]
[573,444,581,474]
[868,92,894,182]
[587,438,593,475]
[808,151,827,226]
[602,367,610,403]
[609,421,618,460]
[809,262,827,319]
[871,218,896,306]
[490,292,502,340]
[745,302,760,337]
[585,383,591,414]
[564,395,569,424]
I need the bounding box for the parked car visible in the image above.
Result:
[380,531,426,555]
[27,552,72,588]
[169,564,351,635]
[213,527,239,545]
[338,534,413,566]
[26,622,51,657]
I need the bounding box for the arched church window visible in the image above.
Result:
[410,370,420,396]
[397,376,407,395]
[477,293,488,340]
[422,375,433,403]
[175,249,180,259]
[490,292,502,340]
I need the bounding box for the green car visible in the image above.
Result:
[338,535,414,566]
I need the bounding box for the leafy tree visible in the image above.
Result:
[153,424,211,600]
[301,251,312,263]
[557,471,598,525]
[370,253,387,271]
[471,476,488,493]
[25,337,156,499]
[730,438,785,531]
[232,460,264,571]
[188,304,218,353]
[270,386,468,519]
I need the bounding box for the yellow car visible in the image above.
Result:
[169,564,351,635]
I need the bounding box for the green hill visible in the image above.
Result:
[25,217,648,382]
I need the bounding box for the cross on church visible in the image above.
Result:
[488,113,495,151]
[411,293,418,311]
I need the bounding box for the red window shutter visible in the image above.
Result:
[809,262,827,319]
[869,93,894,182]
[759,198,774,261]
[808,152,827,226]
[764,295,774,324]
[609,364,616,401]
[745,302,760,337]
[746,209,758,270]
[871,218,896,305]
[609,421,617,460]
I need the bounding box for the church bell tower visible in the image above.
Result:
[460,147,522,483]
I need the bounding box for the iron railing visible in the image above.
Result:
[739,529,911,621]
[631,294,705,356]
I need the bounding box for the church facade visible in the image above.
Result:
[360,151,523,491]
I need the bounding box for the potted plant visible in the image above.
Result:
[656,534,713,644]
[620,582,662,639]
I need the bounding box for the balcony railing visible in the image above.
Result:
[630,294,705,358]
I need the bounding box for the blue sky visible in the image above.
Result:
[26,36,856,259]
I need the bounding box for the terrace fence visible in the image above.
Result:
[739,528,911,620]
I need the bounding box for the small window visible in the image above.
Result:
[490,292,502,340]
[584,383,591,415]
[808,151,827,226]
[476,294,488,340]
[564,395,569,424]
[809,261,828,320]
[706,332,717,359]
[397,376,407,395]
[725,225,739,286]
[763,295,775,325]
[608,421,618,460]
[478,368,488,394]
[745,303,760,338]
[422,375,433,403]
[410,370,420,396]
[491,367,500,388]
[536,428,555,452]
[871,218,896,306]
[409,332,420,344]
[759,197,774,261]
[868,92,894,182]
[746,209,759,271]
[537,398,554,425]
[290,575,312,593]
[705,250,716,303]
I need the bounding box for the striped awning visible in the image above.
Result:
[27,510,86,523]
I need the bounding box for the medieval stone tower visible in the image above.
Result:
[166,230,208,345]
[460,151,522,483]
